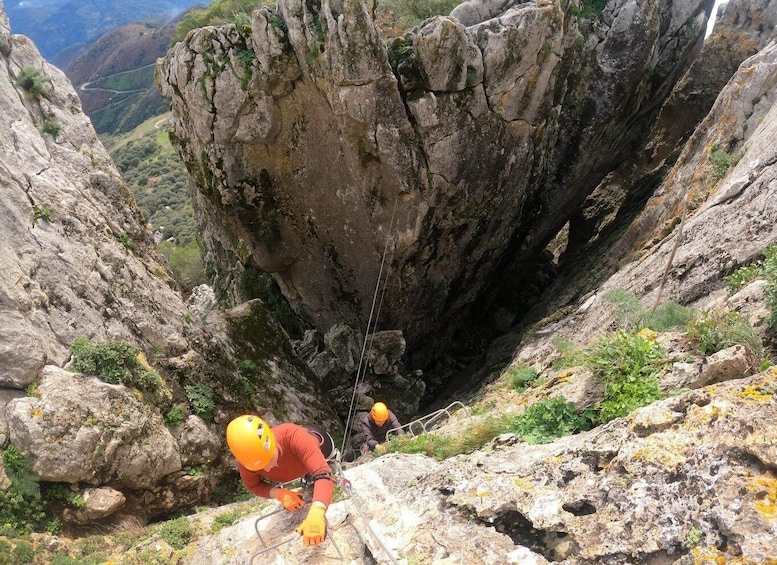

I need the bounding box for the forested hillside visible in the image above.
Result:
[109,116,205,293]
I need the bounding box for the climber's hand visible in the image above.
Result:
[274,488,304,511]
[295,505,326,546]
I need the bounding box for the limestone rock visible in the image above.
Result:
[5,365,181,488]
[186,284,218,323]
[172,415,221,468]
[157,0,712,374]
[438,370,777,562]
[292,323,423,417]
[0,0,191,389]
[64,487,126,524]
[0,388,25,446]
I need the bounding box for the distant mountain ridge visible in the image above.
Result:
[5,0,203,66]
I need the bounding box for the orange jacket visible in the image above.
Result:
[237,423,334,506]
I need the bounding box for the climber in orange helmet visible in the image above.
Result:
[226,415,336,546]
[361,402,404,454]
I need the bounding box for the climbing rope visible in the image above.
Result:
[340,478,400,565]
[329,454,400,564]
[340,198,399,456]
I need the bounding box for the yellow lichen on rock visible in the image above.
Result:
[513,477,535,491]
[630,440,687,472]
[735,385,773,404]
[750,474,777,520]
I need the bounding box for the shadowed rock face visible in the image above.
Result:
[157,0,711,370]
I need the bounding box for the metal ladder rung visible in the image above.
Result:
[248,506,345,563]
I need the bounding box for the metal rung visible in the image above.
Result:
[249,508,345,563]
[254,506,285,544]
[248,534,296,563]
[386,401,472,441]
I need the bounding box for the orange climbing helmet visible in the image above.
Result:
[370,402,389,424]
[226,415,276,471]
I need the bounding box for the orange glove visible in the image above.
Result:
[274,488,304,511]
[295,505,326,546]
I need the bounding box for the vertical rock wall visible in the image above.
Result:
[158,0,711,371]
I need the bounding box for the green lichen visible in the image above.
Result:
[235,238,252,264]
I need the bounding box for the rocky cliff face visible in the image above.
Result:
[158,0,716,383]
[167,9,777,559]
[2,0,777,557]
[0,0,340,523]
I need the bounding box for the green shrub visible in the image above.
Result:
[15,66,51,98]
[584,331,667,423]
[578,0,607,19]
[509,397,594,444]
[50,552,83,565]
[727,264,763,292]
[684,526,704,549]
[212,476,253,504]
[0,540,10,564]
[641,301,695,332]
[727,244,777,331]
[388,433,456,459]
[551,336,585,369]
[114,232,133,248]
[41,119,61,137]
[71,337,142,384]
[236,48,256,89]
[602,288,693,332]
[173,0,269,44]
[234,12,252,35]
[158,516,192,550]
[121,548,174,565]
[32,204,52,225]
[46,483,86,508]
[685,310,764,357]
[0,445,50,536]
[26,381,41,398]
[388,401,592,459]
[11,539,35,564]
[710,143,735,181]
[70,338,165,397]
[2,445,40,499]
[210,508,245,534]
[164,405,186,427]
[507,364,539,392]
[185,383,215,421]
[379,0,464,29]
[237,359,259,377]
[601,288,643,328]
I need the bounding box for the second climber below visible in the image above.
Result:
[226,415,336,546]
[361,401,404,454]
